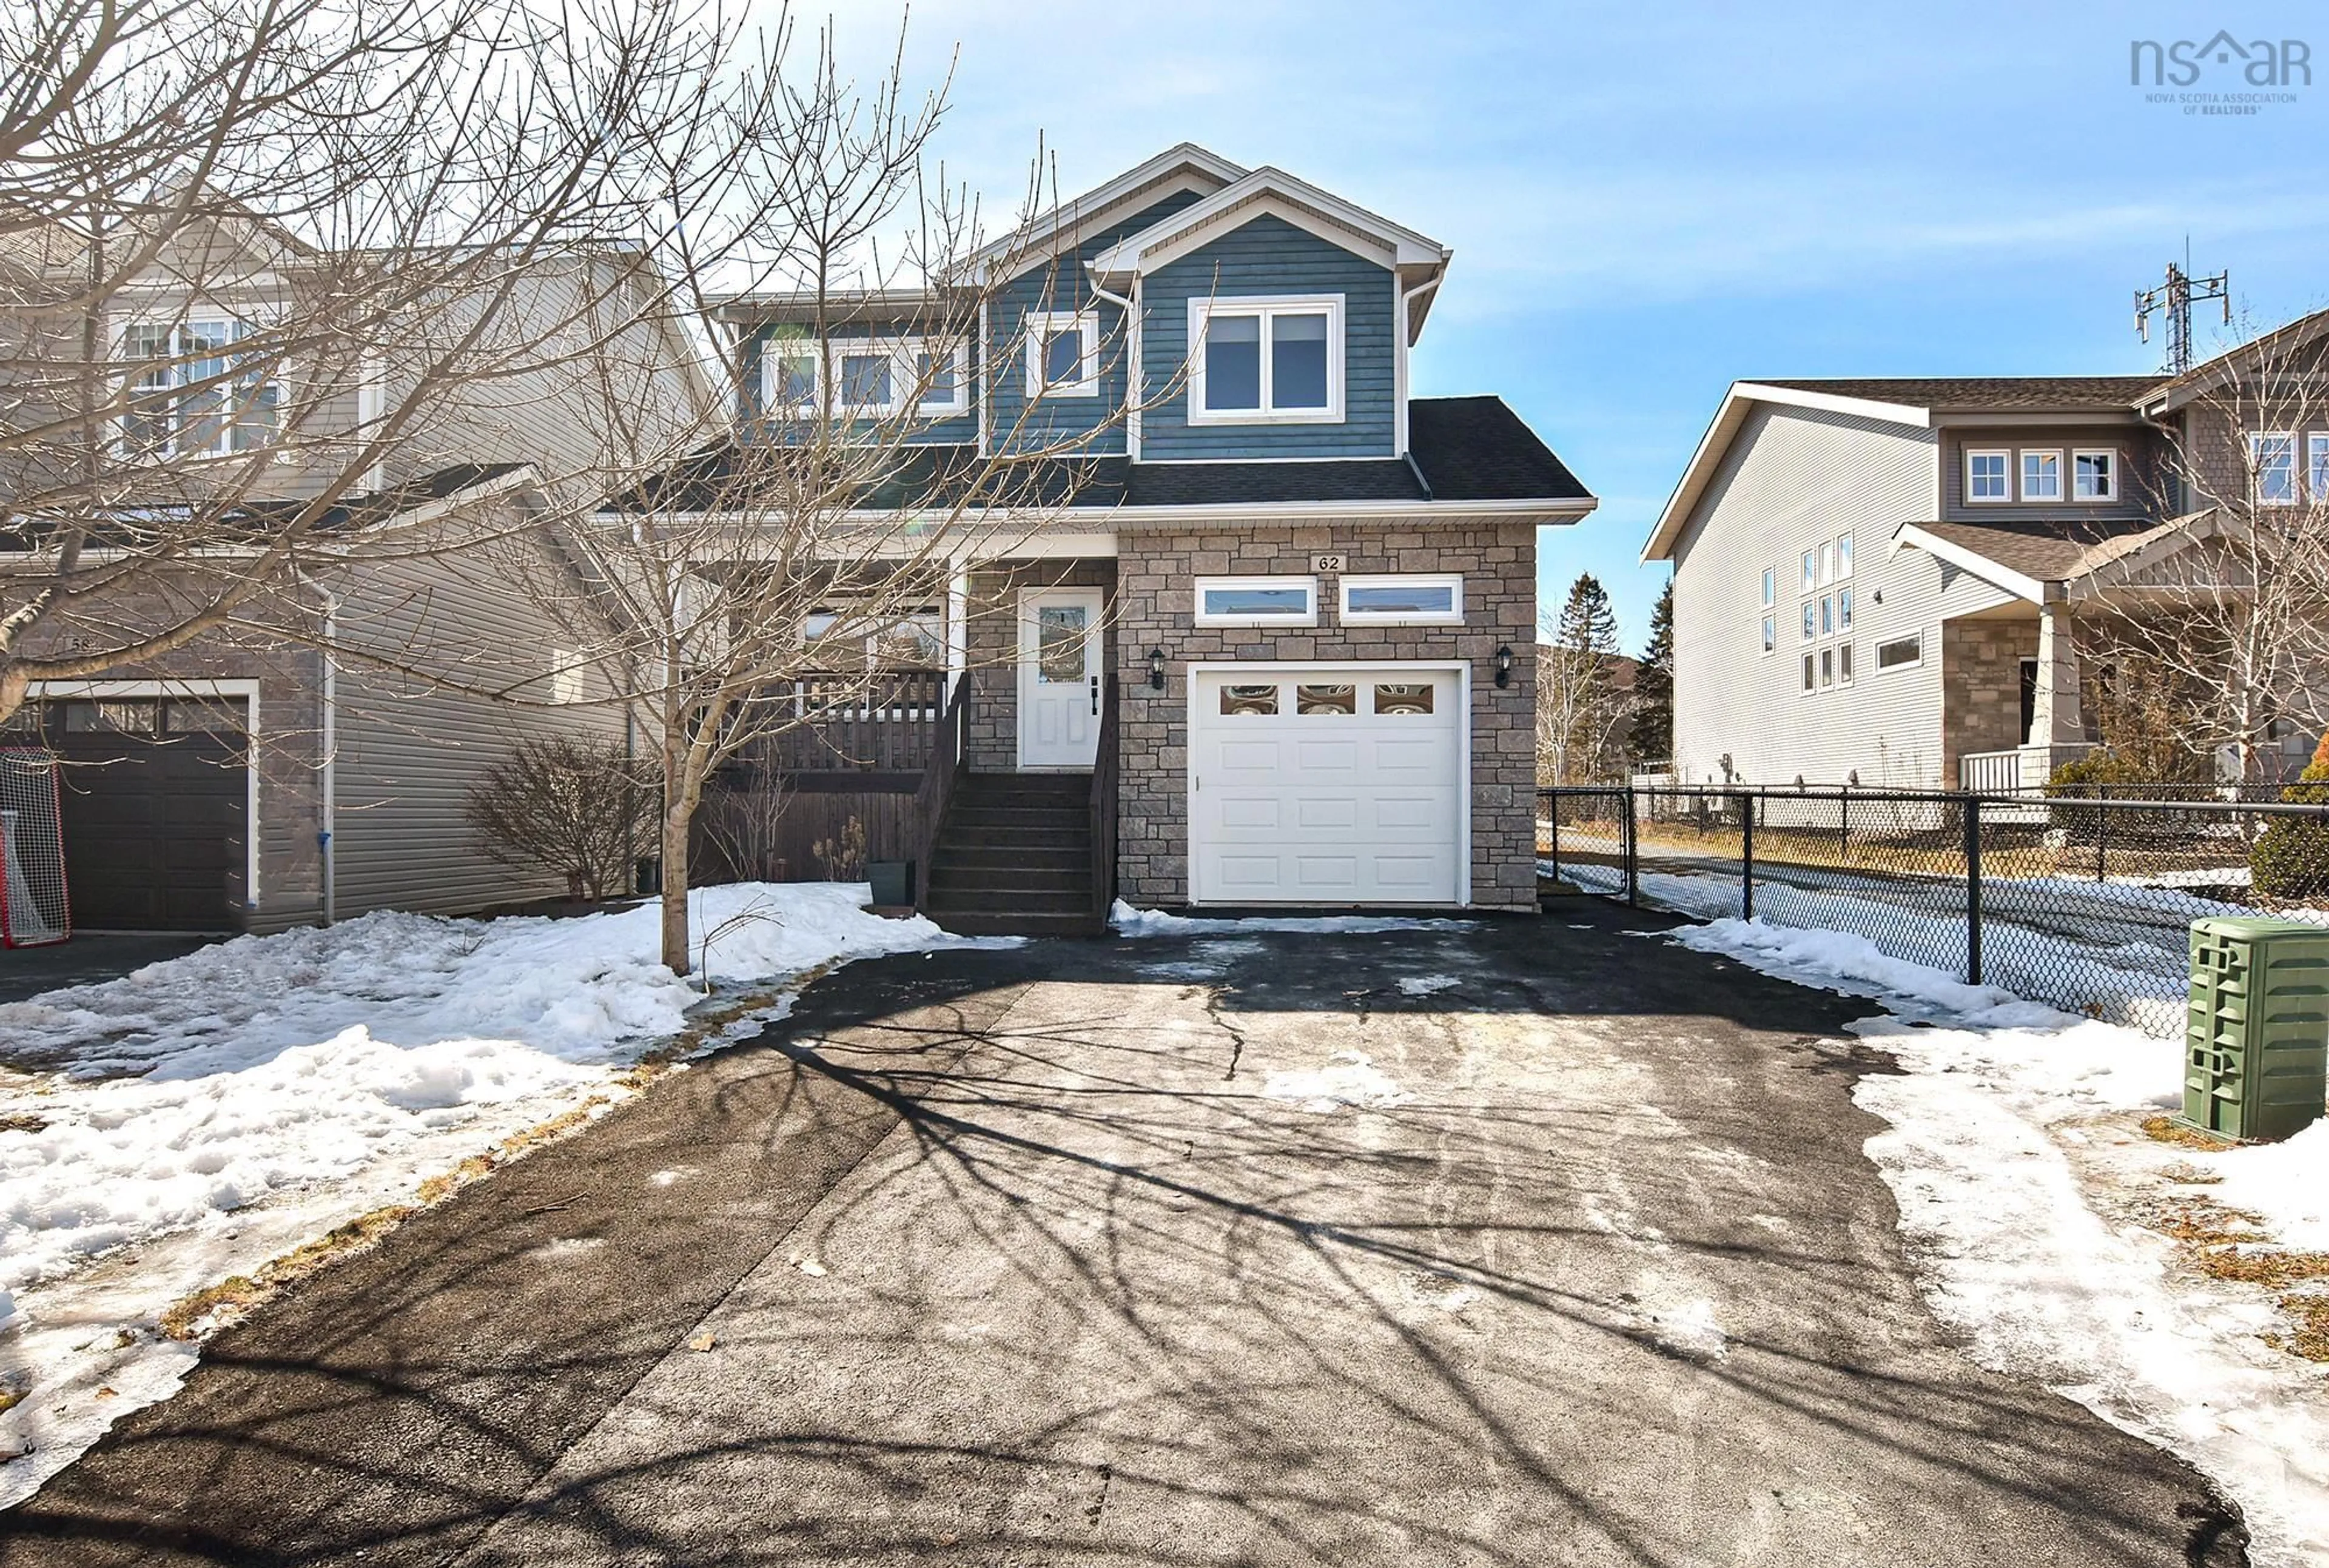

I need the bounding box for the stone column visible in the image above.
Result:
[2029,600,2083,746]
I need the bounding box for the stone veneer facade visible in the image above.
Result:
[1103,520,1539,911]
[1939,615,2039,775]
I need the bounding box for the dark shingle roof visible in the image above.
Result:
[608,395,1588,515]
[1904,514,2186,584]
[1409,395,1591,500]
[1751,376,2164,413]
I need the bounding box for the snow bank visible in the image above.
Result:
[1679,916,2329,1566]
[0,882,988,1507]
[1110,899,1465,937]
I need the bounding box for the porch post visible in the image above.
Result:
[2030,600,2083,746]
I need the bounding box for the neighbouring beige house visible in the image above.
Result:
[1641,309,2329,792]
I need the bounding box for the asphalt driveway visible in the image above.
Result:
[0,904,2245,1566]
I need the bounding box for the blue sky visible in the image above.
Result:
[819,0,2328,649]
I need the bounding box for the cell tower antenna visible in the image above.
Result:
[2136,247,2230,375]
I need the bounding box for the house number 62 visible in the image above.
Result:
[1309,554,1345,573]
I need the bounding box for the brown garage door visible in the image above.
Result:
[24,699,250,931]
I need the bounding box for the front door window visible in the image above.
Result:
[1038,605,1088,683]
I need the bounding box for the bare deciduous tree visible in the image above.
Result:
[2080,315,2329,783]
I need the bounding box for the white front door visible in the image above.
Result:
[1017,588,1104,769]
[1189,666,1465,905]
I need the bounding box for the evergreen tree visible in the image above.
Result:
[1539,574,1626,784]
[1629,578,1673,768]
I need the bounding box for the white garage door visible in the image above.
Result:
[1189,667,1464,905]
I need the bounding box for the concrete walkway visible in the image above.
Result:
[0,905,2245,1566]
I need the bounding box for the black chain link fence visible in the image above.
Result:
[1539,785,2329,1036]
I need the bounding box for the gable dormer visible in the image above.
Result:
[1083,166,1448,463]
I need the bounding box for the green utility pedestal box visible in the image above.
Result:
[2183,916,2329,1142]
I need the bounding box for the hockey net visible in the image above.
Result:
[1,748,69,947]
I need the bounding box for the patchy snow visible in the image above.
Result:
[1396,974,1460,997]
[1638,1294,1729,1362]
[1110,900,1466,937]
[0,882,996,1508]
[1678,915,2329,1566]
[1260,1050,1413,1113]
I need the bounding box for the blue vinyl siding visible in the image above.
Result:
[984,190,1205,457]
[736,319,980,446]
[1141,215,1396,460]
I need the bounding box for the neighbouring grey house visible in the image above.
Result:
[1641,309,2329,792]
[0,219,707,933]
[645,143,1596,931]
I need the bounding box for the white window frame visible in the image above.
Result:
[2254,432,2299,507]
[1800,601,1816,643]
[114,315,280,458]
[1834,532,1854,578]
[1800,652,1815,694]
[761,333,971,418]
[1186,293,1345,426]
[1837,583,1853,631]
[1875,632,1924,673]
[1819,647,1835,688]
[2072,447,2120,502]
[2310,432,2329,501]
[1192,575,1319,628]
[798,601,947,670]
[1760,567,1776,608]
[1338,572,1464,626]
[1024,310,1100,400]
[1966,448,2011,504]
[1800,549,1816,592]
[2020,448,2063,503]
[1760,614,1776,654]
[1838,641,1854,686]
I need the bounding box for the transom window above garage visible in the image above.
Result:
[1339,574,1463,626]
[1193,576,1318,627]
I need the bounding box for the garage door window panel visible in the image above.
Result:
[1220,683,1279,715]
[1296,684,1356,715]
[1373,683,1434,714]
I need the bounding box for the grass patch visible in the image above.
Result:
[150,979,801,1345]
[2137,1193,2329,1364]
[2140,1114,2235,1151]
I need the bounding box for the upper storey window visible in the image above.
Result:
[1188,295,1343,424]
[1023,311,1098,399]
[762,327,970,418]
[118,318,279,457]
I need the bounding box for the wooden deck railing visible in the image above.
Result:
[1088,672,1119,934]
[911,672,969,916]
[759,668,949,776]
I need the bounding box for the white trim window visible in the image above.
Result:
[118,318,279,457]
[2255,433,2298,506]
[1193,575,1319,628]
[1339,573,1462,626]
[1837,584,1853,631]
[1818,541,1833,585]
[1819,647,1835,689]
[1876,633,1923,671]
[1966,449,2010,503]
[1834,531,1853,578]
[1800,652,1815,694]
[2311,432,2329,501]
[1800,601,1816,642]
[1838,642,1854,686]
[1760,614,1776,654]
[1187,294,1344,424]
[1800,549,1816,593]
[799,603,946,669]
[2072,447,2119,502]
[2020,449,2062,502]
[1819,594,1834,636]
[1761,566,1776,608]
[761,331,970,418]
[1024,310,1100,399]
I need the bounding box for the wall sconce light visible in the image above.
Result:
[1493,644,1513,689]
[1148,647,1167,690]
